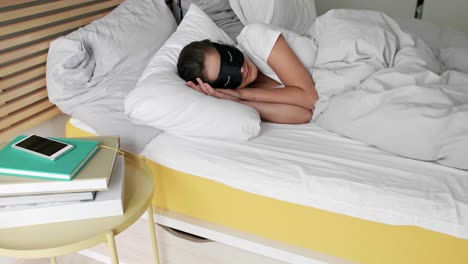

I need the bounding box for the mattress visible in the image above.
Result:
[67,118,468,264]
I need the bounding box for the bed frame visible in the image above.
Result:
[2,1,467,263]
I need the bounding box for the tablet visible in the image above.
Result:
[12,135,74,160]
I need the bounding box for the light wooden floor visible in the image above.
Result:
[0,114,286,264]
[5,218,285,264]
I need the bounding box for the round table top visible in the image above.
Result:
[0,154,154,258]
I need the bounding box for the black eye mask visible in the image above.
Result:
[209,43,244,89]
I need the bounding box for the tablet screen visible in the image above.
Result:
[15,135,68,157]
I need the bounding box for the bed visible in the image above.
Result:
[67,118,468,264]
[3,0,468,263]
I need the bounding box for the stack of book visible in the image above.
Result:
[0,136,125,229]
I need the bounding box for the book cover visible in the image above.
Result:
[0,135,99,180]
[0,191,95,207]
[0,136,119,196]
[0,155,125,229]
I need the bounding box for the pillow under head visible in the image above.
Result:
[125,4,261,140]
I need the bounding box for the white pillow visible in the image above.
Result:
[125,4,261,140]
[47,0,177,111]
[47,38,95,105]
[228,0,317,35]
[46,0,175,153]
[65,0,177,80]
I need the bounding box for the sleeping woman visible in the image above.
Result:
[177,14,468,170]
[177,24,318,125]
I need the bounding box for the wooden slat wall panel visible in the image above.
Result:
[0,1,36,9]
[0,53,47,77]
[0,65,45,91]
[0,0,124,141]
[0,77,46,104]
[0,107,62,140]
[0,0,96,22]
[0,12,107,51]
[0,39,50,64]
[0,99,53,130]
[0,0,123,36]
[0,88,49,118]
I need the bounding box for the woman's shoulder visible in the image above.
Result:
[239,23,318,70]
[237,24,283,62]
[237,24,282,43]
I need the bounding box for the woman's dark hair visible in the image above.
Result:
[177,39,215,83]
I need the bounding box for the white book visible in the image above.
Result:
[0,191,95,207]
[0,156,125,229]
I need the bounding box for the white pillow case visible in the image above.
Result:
[66,0,177,80]
[46,0,176,153]
[47,38,95,105]
[228,0,317,35]
[125,4,261,140]
[47,0,177,111]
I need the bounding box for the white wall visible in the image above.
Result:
[423,0,468,33]
[314,0,468,33]
[315,0,418,18]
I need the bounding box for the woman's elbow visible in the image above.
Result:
[290,108,312,124]
[300,109,313,124]
[297,84,318,110]
[302,94,318,111]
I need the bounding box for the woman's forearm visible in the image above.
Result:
[240,100,312,124]
[239,86,318,110]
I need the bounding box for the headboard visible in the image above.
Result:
[0,0,124,141]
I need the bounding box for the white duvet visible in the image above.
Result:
[307,10,468,170]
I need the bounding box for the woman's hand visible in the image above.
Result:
[186,78,241,102]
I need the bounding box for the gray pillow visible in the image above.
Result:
[171,0,244,40]
[47,0,177,153]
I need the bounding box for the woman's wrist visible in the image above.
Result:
[238,88,254,102]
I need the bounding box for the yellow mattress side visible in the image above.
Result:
[66,119,468,264]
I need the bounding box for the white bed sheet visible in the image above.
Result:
[71,117,468,239]
[146,123,468,240]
